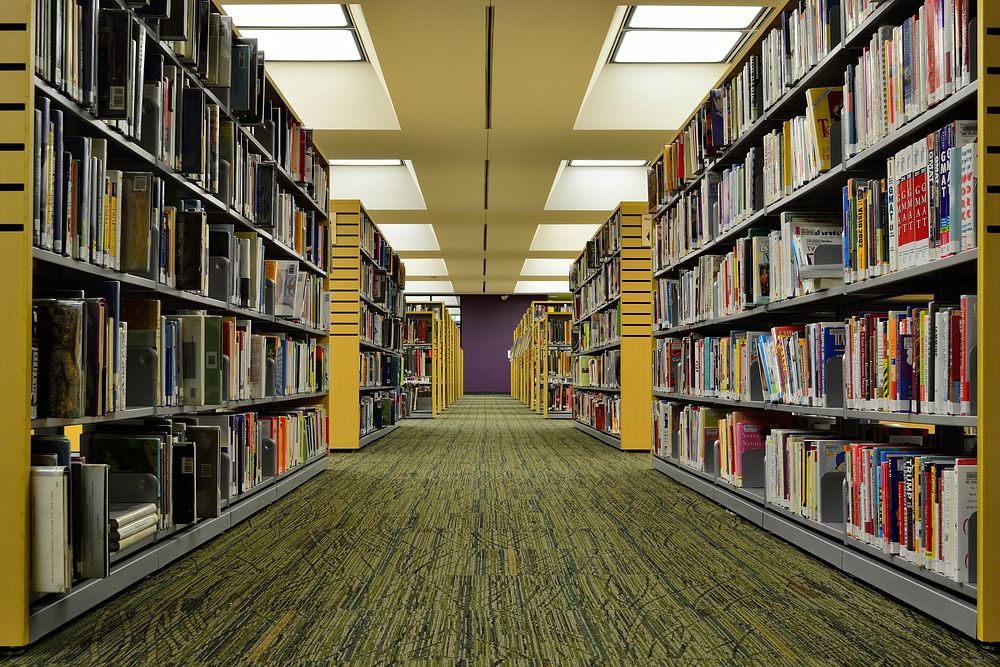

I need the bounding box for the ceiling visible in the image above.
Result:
[226,0,782,293]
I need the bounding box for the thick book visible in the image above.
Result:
[110,524,157,552]
[79,463,110,578]
[97,9,131,120]
[175,209,208,293]
[172,442,197,525]
[35,299,86,418]
[30,466,73,593]
[108,501,157,529]
[121,172,157,277]
[186,425,221,518]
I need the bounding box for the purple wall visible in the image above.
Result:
[460,295,536,393]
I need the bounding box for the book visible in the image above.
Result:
[30,466,72,593]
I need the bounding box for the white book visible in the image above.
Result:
[954,464,977,583]
[30,466,72,593]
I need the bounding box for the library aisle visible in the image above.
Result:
[6,397,996,664]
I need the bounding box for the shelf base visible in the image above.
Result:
[573,421,622,449]
[650,456,977,638]
[27,454,329,644]
[357,423,401,448]
[546,412,572,420]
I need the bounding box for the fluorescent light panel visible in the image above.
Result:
[628,5,762,30]
[377,224,440,251]
[568,159,647,167]
[406,281,454,293]
[529,224,600,251]
[329,159,404,166]
[223,4,349,27]
[614,30,742,63]
[402,258,448,276]
[239,28,362,61]
[514,280,571,294]
[520,258,575,276]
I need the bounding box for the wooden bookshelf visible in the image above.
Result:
[569,202,651,451]
[646,0,993,640]
[0,0,335,647]
[329,201,405,449]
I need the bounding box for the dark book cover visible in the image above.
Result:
[51,111,65,256]
[180,87,205,176]
[185,426,221,518]
[97,8,131,120]
[35,299,85,418]
[230,43,252,114]
[82,297,107,416]
[175,210,208,292]
[160,0,189,40]
[196,0,211,77]
[172,442,197,524]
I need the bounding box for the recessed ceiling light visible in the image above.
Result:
[402,258,448,276]
[520,258,575,276]
[514,280,571,294]
[377,224,440,251]
[406,280,454,294]
[329,159,404,166]
[628,5,762,30]
[568,159,648,167]
[239,28,363,61]
[529,224,601,251]
[439,297,460,307]
[223,3,350,27]
[613,30,743,63]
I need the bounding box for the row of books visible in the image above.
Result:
[845,0,881,35]
[654,295,976,417]
[361,211,407,288]
[574,351,620,390]
[548,349,572,380]
[361,351,403,389]
[661,212,842,328]
[361,389,404,436]
[362,261,404,316]
[843,1,976,158]
[845,122,977,282]
[546,318,571,346]
[573,255,620,320]
[569,211,621,289]
[651,400,976,583]
[402,317,432,345]
[548,385,572,413]
[652,152,763,273]
[577,305,619,352]
[843,300,976,415]
[31,407,327,592]
[404,348,433,380]
[34,0,328,205]
[362,305,402,351]
[760,1,840,111]
[762,87,843,206]
[574,392,620,435]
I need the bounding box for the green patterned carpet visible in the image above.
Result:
[7,396,1000,664]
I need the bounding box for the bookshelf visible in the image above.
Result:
[329,200,406,449]
[508,301,572,417]
[1,0,334,647]
[569,202,652,451]
[646,0,993,640]
[510,310,531,406]
[403,301,461,416]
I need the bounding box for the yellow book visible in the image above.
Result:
[805,86,844,173]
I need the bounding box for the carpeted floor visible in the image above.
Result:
[6,396,1000,664]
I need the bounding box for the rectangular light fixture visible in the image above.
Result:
[529,224,600,252]
[401,258,448,276]
[568,159,647,167]
[405,280,455,293]
[329,159,405,166]
[614,30,743,63]
[628,5,762,30]
[223,4,350,28]
[514,280,571,294]
[520,258,575,276]
[378,224,440,251]
[239,28,363,61]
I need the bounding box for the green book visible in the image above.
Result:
[204,315,223,406]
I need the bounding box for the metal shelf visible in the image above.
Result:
[573,421,622,449]
[28,454,328,643]
[650,455,977,637]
